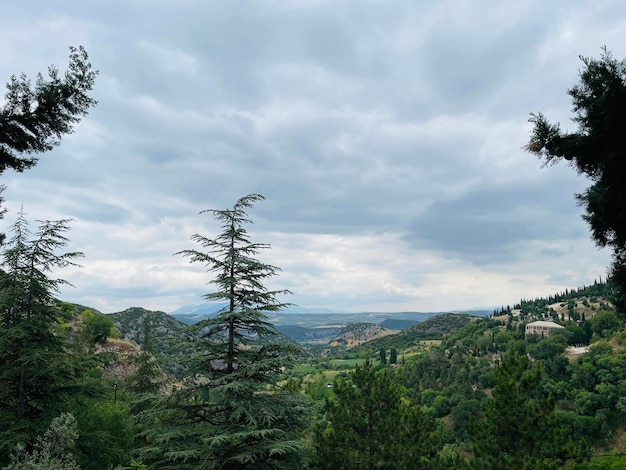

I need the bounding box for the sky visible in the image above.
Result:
[1,1,624,314]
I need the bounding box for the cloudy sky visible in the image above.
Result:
[1,1,624,314]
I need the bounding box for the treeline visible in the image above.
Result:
[494,279,614,319]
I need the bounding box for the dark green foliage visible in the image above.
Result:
[526,48,626,314]
[389,348,398,365]
[0,46,97,245]
[73,399,133,470]
[0,46,98,174]
[469,349,585,469]
[314,360,446,470]
[127,316,167,397]
[590,309,622,337]
[379,347,387,364]
[0,213,85,462]
[138,194,311,469]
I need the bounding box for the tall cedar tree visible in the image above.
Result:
[137,194,310,469]
[526,48,626,313]
[0,46,97,243]
[0,212,84,461]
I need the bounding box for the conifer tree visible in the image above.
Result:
[526,48,626,313]
[0,46,98,175]
[138,194,310,469]
[128,316,166,397]
[0,47,97,243]
[390,348,398,365]
[469,349,585,469]
[0,212,84,461]
[314,360,445,470]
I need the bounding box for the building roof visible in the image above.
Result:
[525,321,565,328]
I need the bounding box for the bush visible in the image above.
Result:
[81,310,114,343]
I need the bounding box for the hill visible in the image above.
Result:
[353,313,475,353]
[311,322,394,357]
[109,307,193,377]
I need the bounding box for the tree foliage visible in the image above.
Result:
[0,212,84,460]
[3,413,80,470]
[0,46,98,174]
[526,48,626,312]
[138,194,310,469]
[314,360,447,470]
[469,349,585,469]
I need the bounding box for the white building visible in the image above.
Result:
[525,321,565,337]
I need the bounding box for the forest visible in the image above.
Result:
[1,47,626,469]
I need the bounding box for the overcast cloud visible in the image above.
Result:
[1,0,623,313]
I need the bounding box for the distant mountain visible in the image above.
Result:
[276,325,344,343]
[170,305,492,328]
[170,303,340,325]
[169,303,228,325]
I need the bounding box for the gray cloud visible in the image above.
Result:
[0,0,621,312]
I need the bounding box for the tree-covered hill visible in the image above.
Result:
[353,313,475,354]
[109,307,194,377]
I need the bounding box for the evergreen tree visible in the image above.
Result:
[0,212,85,461]
[0,46,98,175]
[314,360,445,470]
[390,348,398,365]
[469,349,584,469]
[138,194,310,469]
[0,47,97,244]
[127,316,166,398]
[526,48,626,313]
[379,348,387,365]
[4,413,80,470]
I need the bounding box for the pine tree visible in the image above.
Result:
[0,46,98,175]
[128,316,166,398]
[138,194,310,469]
[469,349,585,469]
[314,360,444,470]
[0,212,84,461]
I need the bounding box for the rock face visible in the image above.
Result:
[95,339,141,382]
